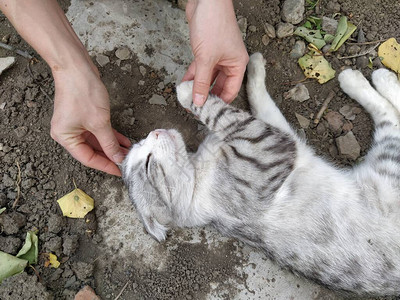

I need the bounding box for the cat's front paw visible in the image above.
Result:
[338,69,369,95]
[176,80,194,109]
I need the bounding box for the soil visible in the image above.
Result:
[0,0,400,299]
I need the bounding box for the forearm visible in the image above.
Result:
[0,0,95,74]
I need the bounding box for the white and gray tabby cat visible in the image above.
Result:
[122,53,400,296]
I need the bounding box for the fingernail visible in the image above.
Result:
[113,152,125,163]
[194,93,205,106]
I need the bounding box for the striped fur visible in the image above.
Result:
[122,53,400,297]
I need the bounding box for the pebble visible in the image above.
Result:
[95,54,110,67]
[1,34,10,43]
[115,47,131,60]
[43,180,56,190]
[357,28,366,43]
[372,57,384,68]
[139,66,147,77]
[326,2,341,12]
[295,113,310,129]
[342,121,353,132]
[138,80,145,86]
[14,126,28,139]
[322,17,338,35]
[281,0,305,24]
[290,40,306,59]
[284,83,310,102]
[75,286,101,300]
[2,173,14,187]
[276,23,294,39]
[336,131,361,160]
[121,64,132,72]
[248,25,257,32]
[339,105,356,120]
[262,35,270,46]
[237,17,248,39]
[0,57,16,76]
[356,56,369,69]
[149,94,167,106]
[264,23,276,39]
[48,214,64,234]
[347,45,361,56]
[325,111,344,133]
[158,82,165,90]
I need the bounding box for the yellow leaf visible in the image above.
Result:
[57,188,94,218]
[298,51,336,84]
[378,38,400,74]
[44,253,60,268]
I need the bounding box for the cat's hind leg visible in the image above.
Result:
[246,53,293,134]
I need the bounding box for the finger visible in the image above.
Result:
[211,72,227,96]
[92,123,127,164]
[219,72,245,104]
[113,129,132,148]
[193,60,214,106]
[182,61,196,82]
[66,142,121,176]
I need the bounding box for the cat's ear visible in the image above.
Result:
[142,214,168,242]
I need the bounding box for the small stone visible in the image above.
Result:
[237,17,248,39]
[115,47,130,60]
[26,100,37,108]
[75,286,101,300]
[248,25,257,32]
[0,57,16,75]
[284,83,310,102]
[352,107,362,114]
[322,17,338,35]
[339,105,356,120]
[316,122,326,135]
[347,45,361,56]
[357,28,366,43]
[0,102,6,110]
[138,80,145,86]
[342,121,353,132]
[121,64,132,72]
[276,23,294,39]
[325,111,344,133]
[281,0,305,25]
[2,173,14,187]
[326,2,341,12]
[372,57,384,68]
[158,82,165,90]
[290,40,306,59]
[264,23,276,38]
[336,131,361,160]
[261,35,270,46]
[149,94,167,106]
[139,66,147,77]
[73,261,94,281]
[95,54,110,67]
[295,113,310,129]
[1,34,10,43]
[14,126,28,139]
[43,180,56,190]
[356,56,369,69]
[48,214,64,234]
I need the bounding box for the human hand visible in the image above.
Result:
[182,0,249,106]
[50,66,131,176]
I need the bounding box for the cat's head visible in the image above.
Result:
[121,129,194,242]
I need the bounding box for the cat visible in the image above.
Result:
[121,53,400,297]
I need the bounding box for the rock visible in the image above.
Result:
[276,23,294,39]
[347,45,361,56]
[290,40,306,59]
[74,286,101,300]
[336,131,361,160]
[284,83,310,102]
[115,47,130,60]
[248,25,257,32]
[264,23,276,38]
[281,0,305,24]
[48,214,64,234]
[326,2,341,12]
[237,17,248,39]
[138,80,145,86]
[322,17,338,35]
[149,94,167,106]
[25,87,39,101]
[261,35,270,46]
[372,57,384,68]
[0,193,7,207]
[14,126,28,139]
[72,261,94,281]
[139,66,147,77]
[0,212,27,235]
[43,180,56,190]
[295,113,310,129]
[325,111,344,133]
[95,54,110,67]
[357,28,366,43]
[63,234,79,256]
[0,236,22,255]
[2,173,14,187]
[158,82,165,90]
[2,34,10,43]
[121,64,132,72]
[342,121,353,132]
[0,57,16,75]
[339,105,356,120]
[356,56,369,69]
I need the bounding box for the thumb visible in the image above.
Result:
[93,124,125,163]
[193,60,214,106]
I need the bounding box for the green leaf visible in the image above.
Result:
[0,207,5,215]
[304,21,312,29]
[16,231,38,264]
[294,27,326,49]
[333,22,357,52]
[330,16,348,51]
[368,57,373,69]
[0,251,28,283]
[324,34,335,43]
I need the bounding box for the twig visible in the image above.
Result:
[0,41,33,59]
[346,39,387,46]
[114,280,130,300]
[338,43,380,60]
[314,91,336,124]
[29,265,43,283]
[12,160,22,209]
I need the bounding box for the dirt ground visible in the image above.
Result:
[1,0,400,299]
